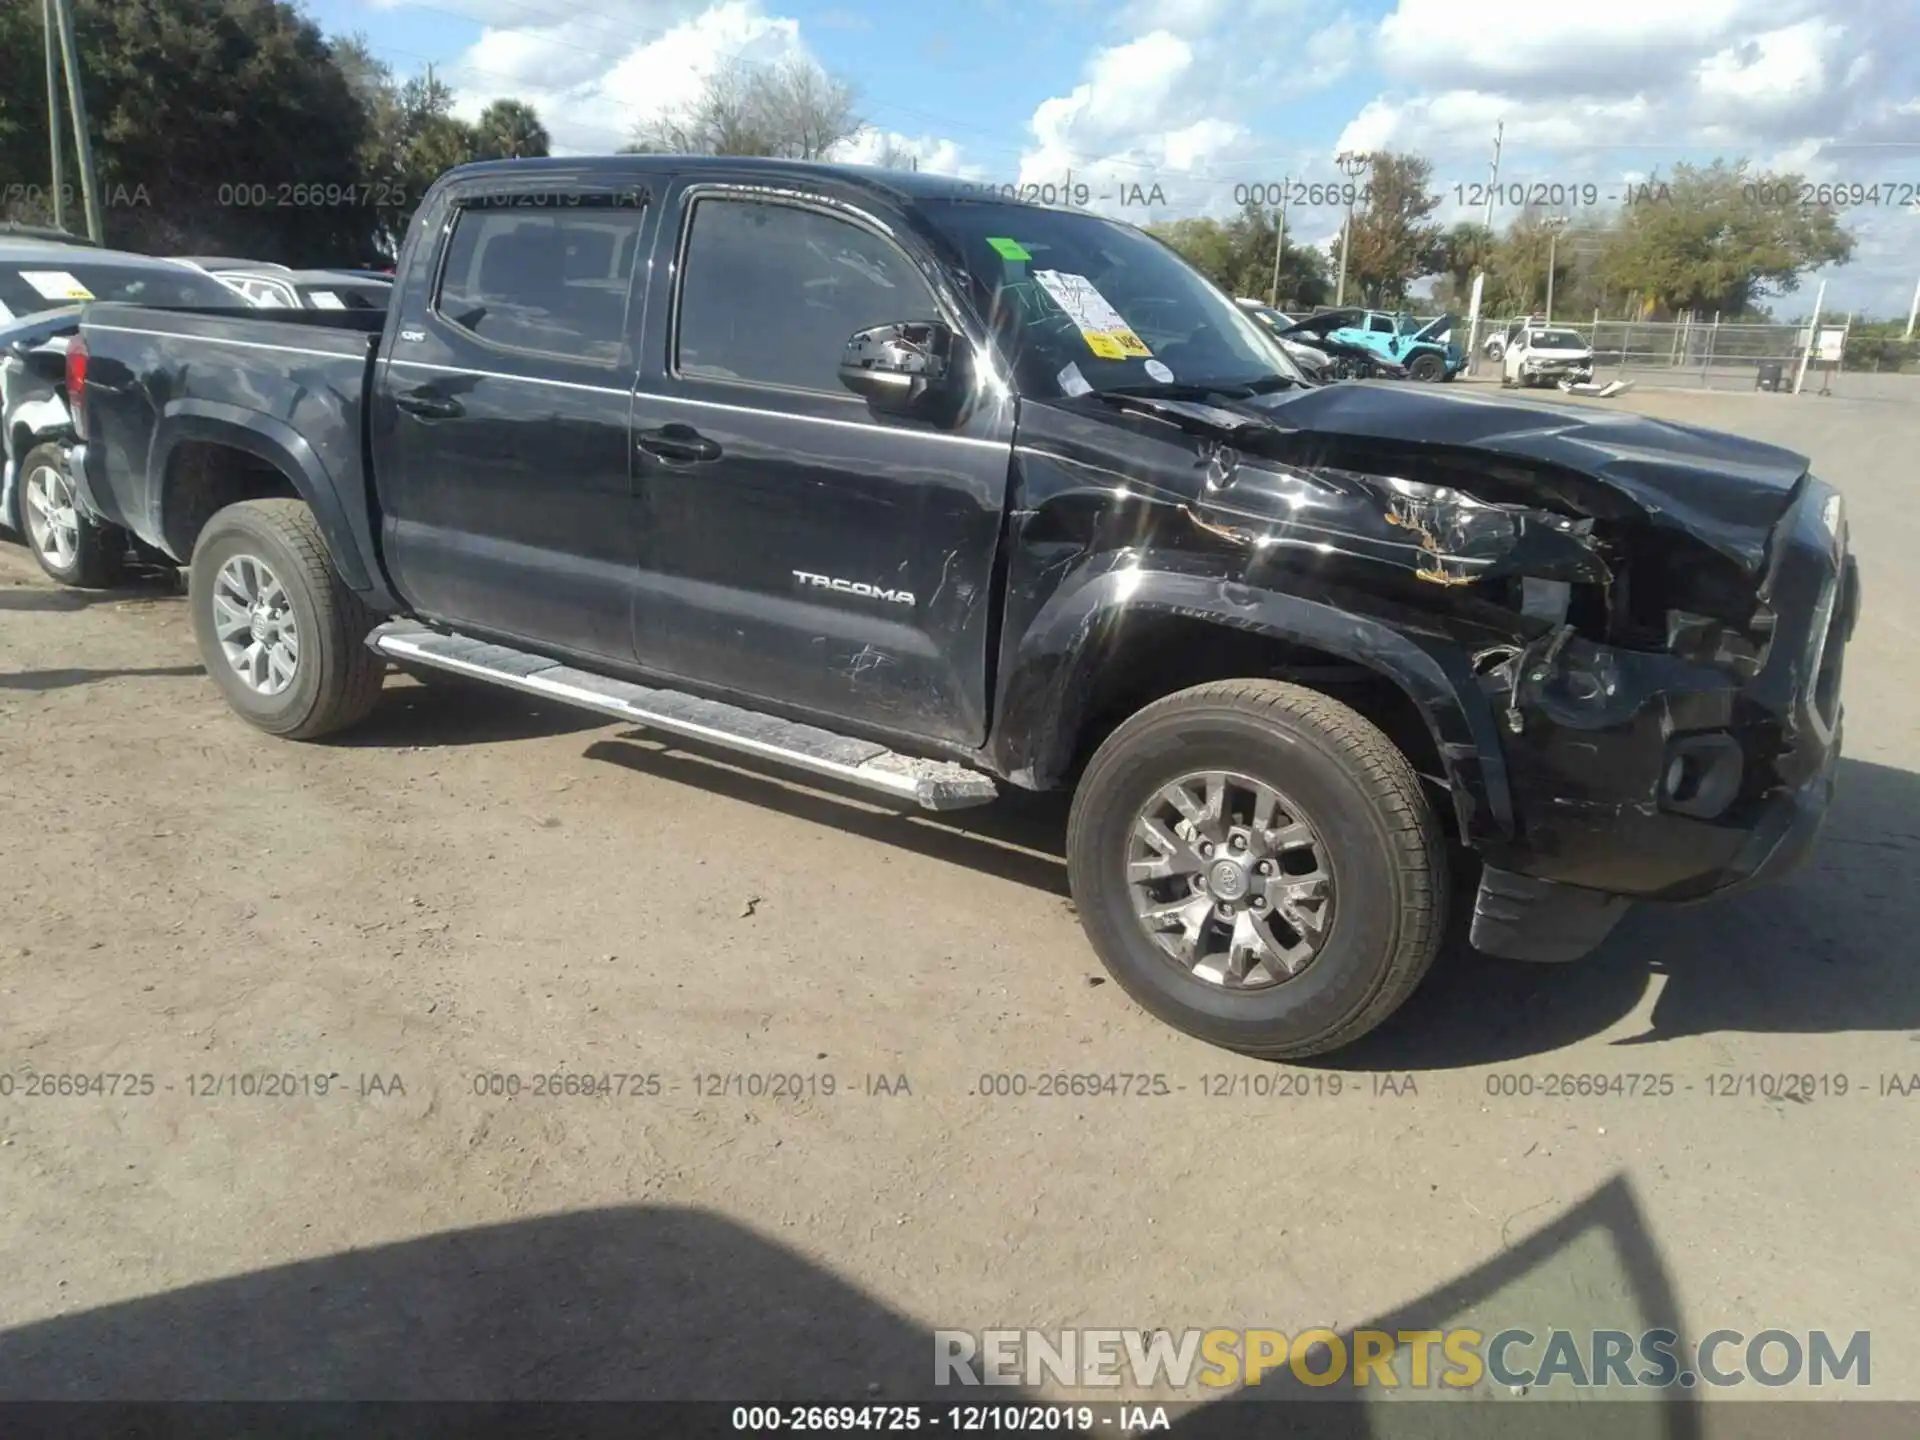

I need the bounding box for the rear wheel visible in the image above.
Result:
[188,499,384,739]
[1066,679,1447,1058]
[20,442,125,588]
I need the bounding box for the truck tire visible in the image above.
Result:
[1066,679,1447,1058]
[188,499,384,740]
[1408,352,1446,382]
[20,442,125,589]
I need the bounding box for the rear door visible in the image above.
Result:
[626,180,1016,746]
[371,178,653,662]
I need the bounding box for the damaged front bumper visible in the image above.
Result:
[1468,476,1859,960]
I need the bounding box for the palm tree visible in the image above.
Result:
[473,99,551,160]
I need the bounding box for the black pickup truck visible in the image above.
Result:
[63,156,1859,1057]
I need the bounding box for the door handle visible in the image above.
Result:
[393,389,464,420]
[636,424,721,464]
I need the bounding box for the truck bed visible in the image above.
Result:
[76,303,383,581]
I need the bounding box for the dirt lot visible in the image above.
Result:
[2,385,1916,1416]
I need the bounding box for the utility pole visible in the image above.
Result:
[1544,216,1569,321]
[1268,177,1288,307]
[1905,273,1919,341]
[51,0,103,241]
[1481,120,1503,230]
[1792,278,1826,395]
[1465,121,1503,361]
[43,0,66,231]
[1333,152,1370,307]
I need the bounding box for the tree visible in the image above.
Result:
[1,0,377,262]
[631,55,865,159]
[1148,205,1330,309]
[1147,217,1240,288]
[1432,221,1496,308]
[474,99,550,160]
[332,54,550,256]
[1596,160,1853,316]
[1341,152,1444,306]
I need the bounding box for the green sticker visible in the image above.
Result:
[986,236,1032,261]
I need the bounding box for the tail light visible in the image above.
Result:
[65,334,88,439]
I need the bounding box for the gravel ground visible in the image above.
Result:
[0,385,1914,1416]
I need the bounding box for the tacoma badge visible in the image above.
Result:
[792,570,916,606]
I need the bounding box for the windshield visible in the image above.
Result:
[0,260,249,320]
[916,200,1304,397]
[1532,329,1587,349]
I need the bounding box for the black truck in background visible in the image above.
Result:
[62,156,1859,1057]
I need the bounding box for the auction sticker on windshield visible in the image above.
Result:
[1032,270,1153,359]
[19,271,95,302]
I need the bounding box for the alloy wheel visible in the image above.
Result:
[210,553,301,697]
[23,461,80,572]
[1125,769,1335,988]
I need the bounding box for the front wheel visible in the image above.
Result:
[1407,352,1446,382]
[1066,679,1447,1058]
[20,442,125,588]
[188,499,385,739]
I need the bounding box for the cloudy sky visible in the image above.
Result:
[306,0,1920,315]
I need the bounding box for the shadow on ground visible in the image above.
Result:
[589,732,1074,897]
[0,568,181,613]
[327,670,612,749]
[0,1181,1703,1438]
[584,725,1920,1066]
[1331,755,1920,1069]
[0,664,202,693]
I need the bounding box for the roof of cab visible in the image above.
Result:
[437,155,1019,207]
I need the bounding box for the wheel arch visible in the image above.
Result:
[147,403,375,595]
[988,564,1515,846]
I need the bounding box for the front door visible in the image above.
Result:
[372,181,652,663]
[628,182,1015,747]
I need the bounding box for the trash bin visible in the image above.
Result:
[1755,360,1784,392]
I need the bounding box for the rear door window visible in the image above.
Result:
[436,199,648,363]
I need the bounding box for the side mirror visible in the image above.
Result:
[838,321,955,411]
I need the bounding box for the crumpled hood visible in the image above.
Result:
[1170,381,1809,575]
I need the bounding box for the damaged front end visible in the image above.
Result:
[1000,387,1860,962]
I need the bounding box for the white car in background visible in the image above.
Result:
[1,236,252,583]
[174,256,392,310]
[1501,325,1596,389]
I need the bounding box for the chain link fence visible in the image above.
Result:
[1468,314,1822,391]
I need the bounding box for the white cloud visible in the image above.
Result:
[1694,20,1843,109]
[366,0,1920,310]
[432,0,811,153]
[830,129,983,180]
[1008,4,1362,226]
[1349,0,1920,310]
[1378,0,1759,92]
